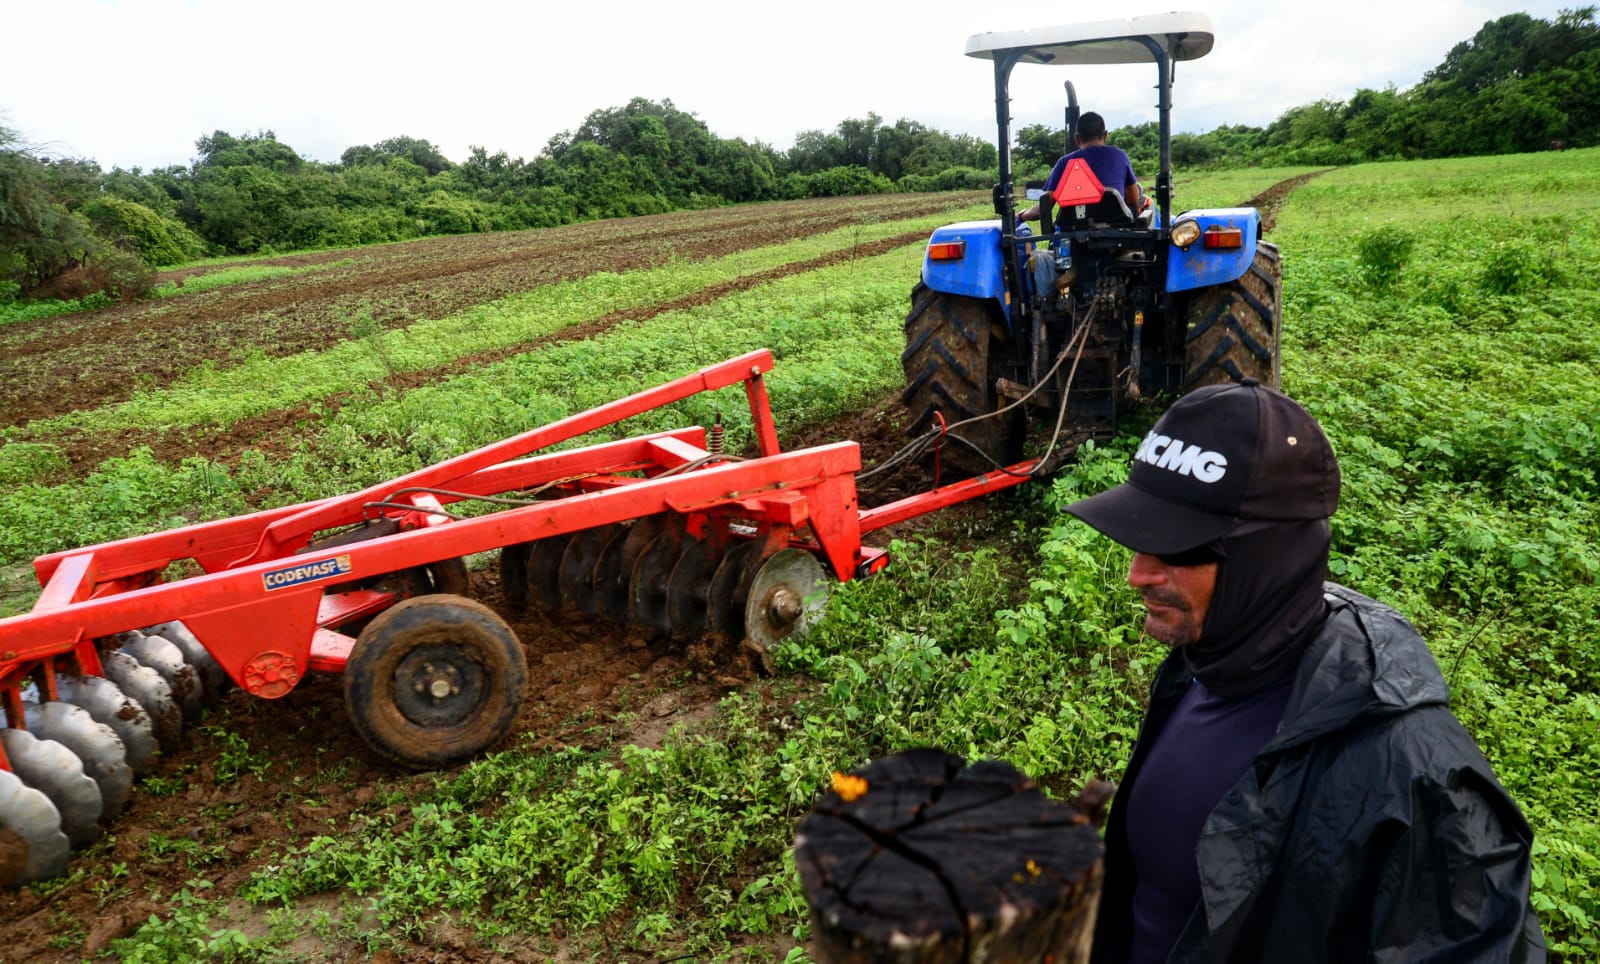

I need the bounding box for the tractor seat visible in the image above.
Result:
[1050,157,1148,229]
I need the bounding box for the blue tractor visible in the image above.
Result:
[903,12,1281,475]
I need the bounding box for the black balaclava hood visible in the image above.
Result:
[1182,518,1332,698]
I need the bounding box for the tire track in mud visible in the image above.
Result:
[1244,169,1333,234]
[32,229,934,485]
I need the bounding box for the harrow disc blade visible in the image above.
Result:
[143,621,230,704]
[529,534,575,612]
[0,728,103,848]
[23,701,133,822]
[558,525,621,617]
[665,542,721,640]
[54,675,158,776]
[744,549,830,651]
[596,517,670,624]
[591,524,637,623]
[499,543,533,611]
[706,541,765,641]
[117,631,205,722]
[629,534,682,635]
[101,650,183,755]
[0,769,69,888]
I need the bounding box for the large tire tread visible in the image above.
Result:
[1183,242,1282,390]
[900,284,1020,476]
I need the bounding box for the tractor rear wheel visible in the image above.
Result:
[900,284,1021,476]
[1183,242,1282,389]
[344,595,528,769]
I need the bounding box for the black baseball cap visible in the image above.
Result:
[1065,380,1340,554]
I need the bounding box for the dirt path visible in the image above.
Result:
[1244,168,1333,234]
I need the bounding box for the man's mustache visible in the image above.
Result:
[1140,588,1190,611]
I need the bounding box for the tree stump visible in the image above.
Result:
[794,748,1111,964]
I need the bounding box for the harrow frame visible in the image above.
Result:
[0,349,1036,876]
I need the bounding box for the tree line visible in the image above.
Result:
[2,9,1595,305]
[1015,8,1599,176]
[0,100,993,304]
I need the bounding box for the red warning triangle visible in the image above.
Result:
[1051,157,1107,206]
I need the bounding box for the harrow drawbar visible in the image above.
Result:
[0,349,1036,887]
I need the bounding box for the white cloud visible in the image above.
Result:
[0,0,1575,169]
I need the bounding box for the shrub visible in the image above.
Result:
[78,196,206,266]
[1354,224,1415,286]
[898,166,994,192]
[1479,237,1560,295]
[781,166,894,199]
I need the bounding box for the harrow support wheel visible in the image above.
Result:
[343,594,529,769]
[0,769,69,888]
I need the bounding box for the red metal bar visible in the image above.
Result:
[745,367,781,457]
[29,429,707,591]
[244,351,777,564]
[33,553,98,612]
[858,460,1040,534]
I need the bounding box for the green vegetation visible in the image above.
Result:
[4,143,1595,960]
[1272,150,1600,956]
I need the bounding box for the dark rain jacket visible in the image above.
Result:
[1091,584,1545,963]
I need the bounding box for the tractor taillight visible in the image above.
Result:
[928,240,966,261]
[1203,227,1243,250]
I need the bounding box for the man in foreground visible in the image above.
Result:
[1064,379,1544,963]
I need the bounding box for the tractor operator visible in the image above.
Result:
[1021,110,1145,223]
[1063,380,1545,963]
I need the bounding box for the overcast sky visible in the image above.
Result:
[0,0,1575,171]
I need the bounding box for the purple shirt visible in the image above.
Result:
[1044,143,1139,198]
[1122,673,1294,964]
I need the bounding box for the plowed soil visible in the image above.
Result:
[0,192,984,963]
[0,178,1313,961]
[0,193,969,432]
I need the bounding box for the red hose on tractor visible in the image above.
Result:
[0,349,1036,886]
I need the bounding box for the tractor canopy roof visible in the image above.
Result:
[965,11,1214,65]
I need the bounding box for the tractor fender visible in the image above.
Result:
[1165,208,1260,293]
[919,220,1016,324]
